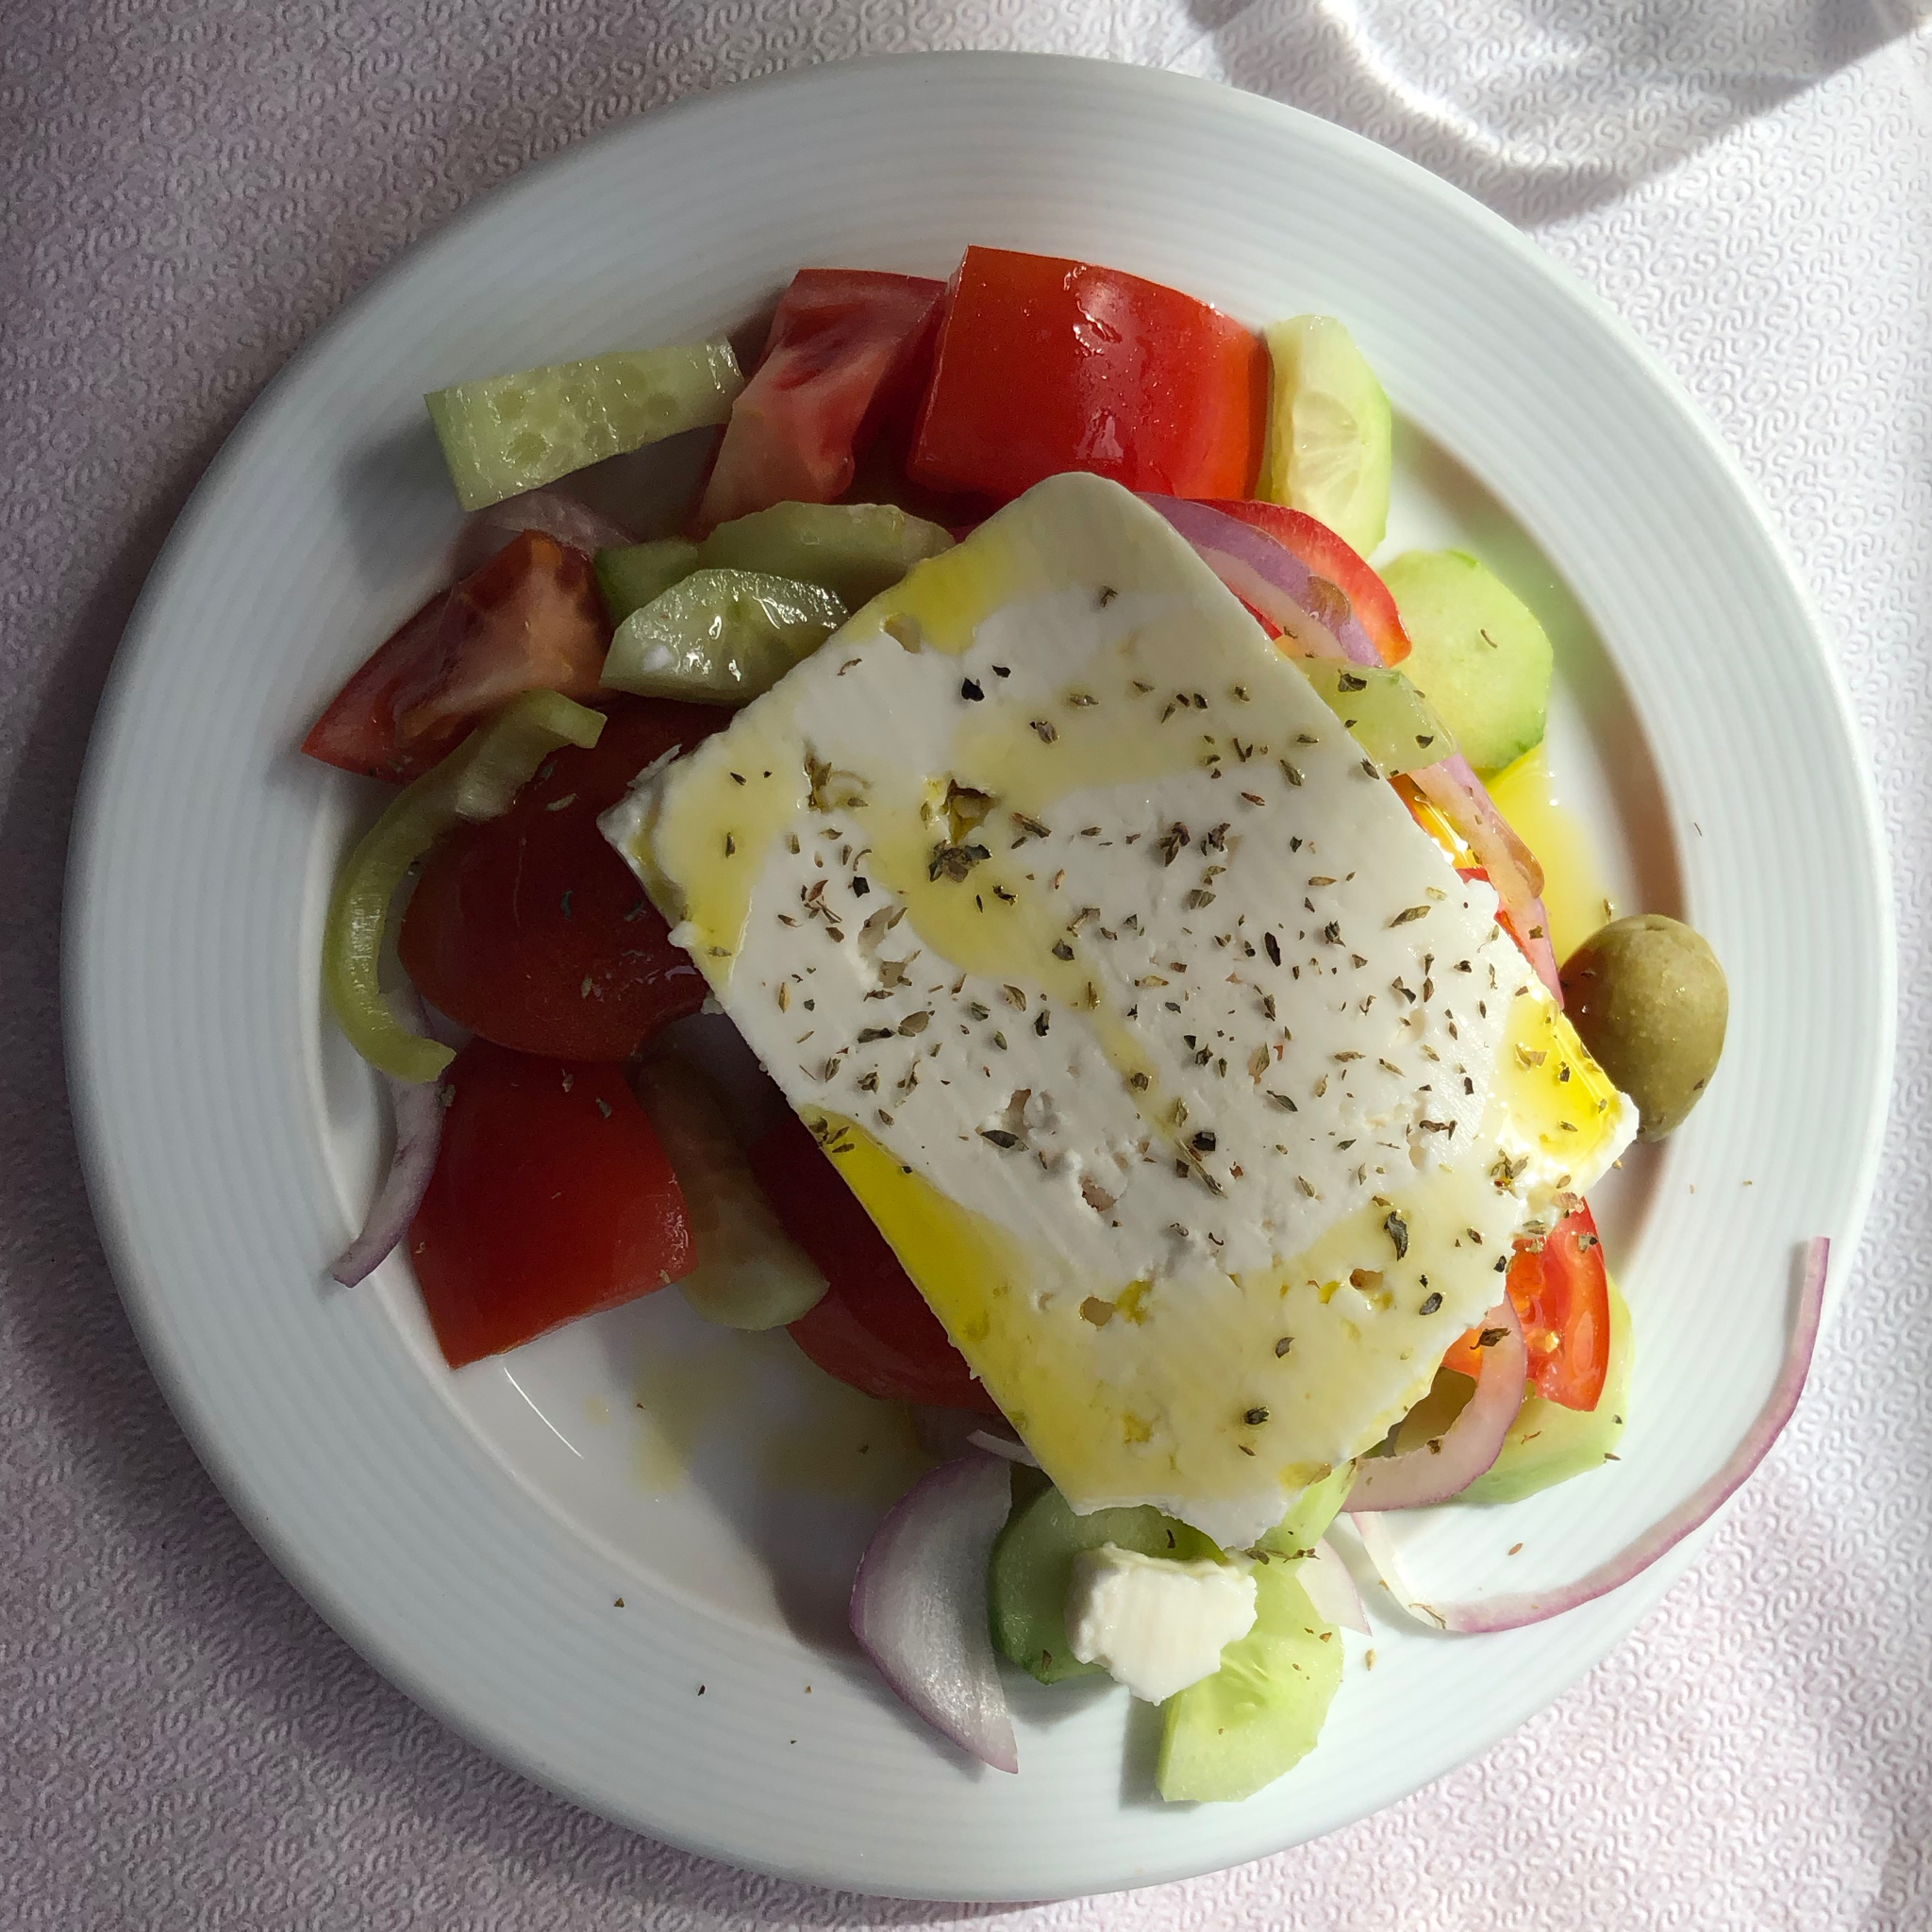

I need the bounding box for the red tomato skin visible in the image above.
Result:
[695,269,947,531]
[301,590,456,782]
[908,247,1268,504]
[398,700,726,1060]
[749,1111,1000,1413]
[409,1042,692,1368]
[1198,498,1412,666]
[303,531,609,782]
[1453,864,1550,984]
[1442,1198,1610,1410]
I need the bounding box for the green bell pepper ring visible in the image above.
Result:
[323,691,607,1081]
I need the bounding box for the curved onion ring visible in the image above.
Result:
[1149,494,1555,993]
[1347,1297,1528,1512]
[850,1453,1019,1773]
[1407,754,1549,921]
[1353,1237,1830,1633]
[1297,1538,1371,1635]
[1143,494,1383,666]
[966,1426,1040,1468]
[1510,902,1564,1005]
[329,1067,445,1287]
[452,488,635,575]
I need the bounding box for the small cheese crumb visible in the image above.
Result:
[1064,1544,1257,1703]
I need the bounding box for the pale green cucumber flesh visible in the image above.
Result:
[1295,659,1457,774]
[1380,549,1554,775]
[989,1483,1218,1685]
[699,501,955,608]
[1387,1278,1631,1502]
[1253,1462,1356,1557]
[1259,315,1393,558]
[594,540,701,624]
[1459,1278,1632,1503]
[426,341,744,512]
[1157,1561,1341,1803]
[599,569,846,705]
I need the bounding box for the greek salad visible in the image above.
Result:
[309,246,1823,1800]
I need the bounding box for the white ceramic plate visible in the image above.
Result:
[66,54,1891,1902]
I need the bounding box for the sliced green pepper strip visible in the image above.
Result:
[323,691,607,1081]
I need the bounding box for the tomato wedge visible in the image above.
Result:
[408,1041,692,1368]
[749,1111,999,1412]
[304,531,609,782]
[1443,1197,1610,1410]
[1452,861,1557,987]
[398,699,725,1059]
[908,246,1267,504]
[1199,498,1410,665]
[695,268,946,532]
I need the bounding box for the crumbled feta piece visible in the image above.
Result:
[1064,1543,1257,1704]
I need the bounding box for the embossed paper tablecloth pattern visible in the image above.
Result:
[5,4,1929,1926]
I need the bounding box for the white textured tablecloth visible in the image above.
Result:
[6,5,1929,1925]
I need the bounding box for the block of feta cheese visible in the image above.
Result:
[605,473,1633,1548]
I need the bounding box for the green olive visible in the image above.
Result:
[1559,914,1728,1141]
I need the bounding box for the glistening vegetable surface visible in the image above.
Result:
[849,1454,1019,1774]
[1352,1238,1831,1635]
[1347,1299,1528,1512]
[65,57,1888,1900]
[323,691,606,1082]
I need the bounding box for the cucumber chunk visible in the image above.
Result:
[594,540,701,624]
[1253,1462,1355,1557]
[1387,1278,1631,1503]
[632,1057,827,1330]
[989,1482,1217,1685]
[699,502,956,608]
[599,570,846,705]
[1460,1278,1632,1503]
[426,341,744,511]
[1158,1561,1341,1803]
[1380,549,1554,774]
[1258,316,1392,558]
[1295,659,1457,774]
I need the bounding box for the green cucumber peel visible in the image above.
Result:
[427,341,743,512]
[989,1482,1218,1685]
[600,568,846,705]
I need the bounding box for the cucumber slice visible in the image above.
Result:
[1157,1561,1341,1803]
[632,1058,827,1330]
[425,341,744,512]
[1295,659,1457,774]
[594,540,701,624]
[600,570,847,705]
[1387,1277,1631,1504]
[1258,316,1392,557]
[1459,1278,1632,1503]
[1254,1462,1355,1557]
[1380,549,1554,774]
[989,1482,1218,1685]
[699,502,956,608]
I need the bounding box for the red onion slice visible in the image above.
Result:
[966,1426,1040,1468]
[1143,495,1383,667]
[850,1453,1019,1773]
[451,489,636,575]
[1297,1537,1371,1635]
[1355,1237,1830,1634]
[908,1406,986,1462]
[329,1067,445,1287]
[1512,900,1564,1003]
[1407,753,1547,908]
[1348,1298,1528,1512]
[1150,494,1555,992]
